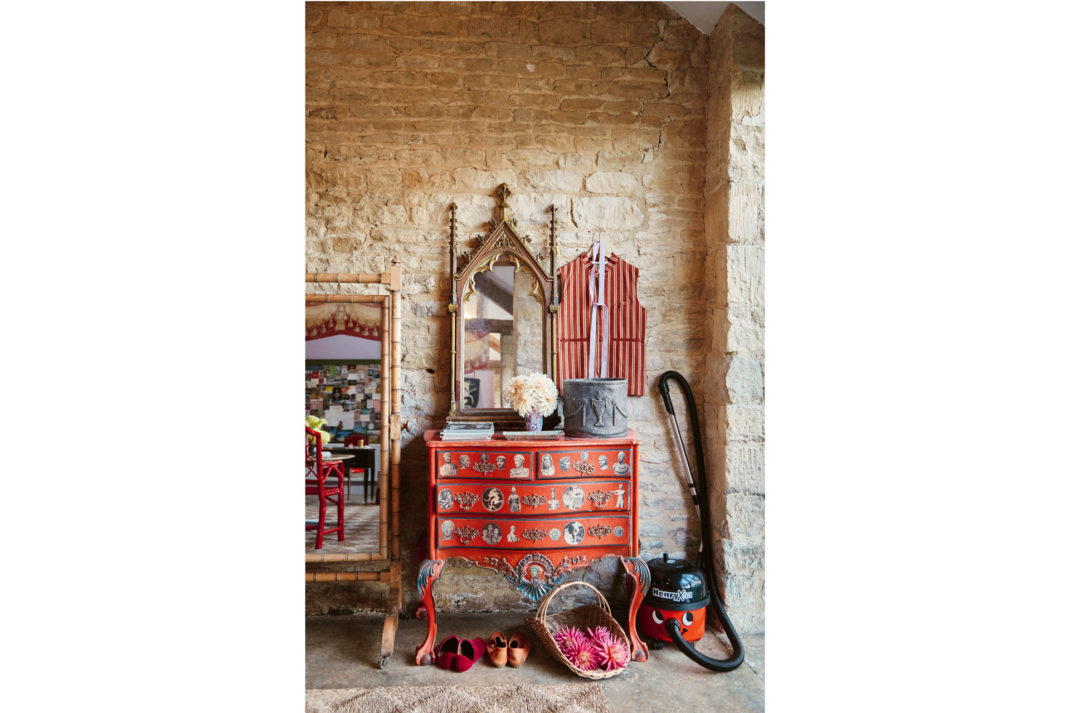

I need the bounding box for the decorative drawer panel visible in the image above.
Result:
[437,449,534,480]
[533,448,634,479]
[437,514,631,550]
[435,480,630,516]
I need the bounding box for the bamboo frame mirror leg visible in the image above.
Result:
[305,258,403,668]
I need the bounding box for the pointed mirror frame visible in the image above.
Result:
[448,184,559,427]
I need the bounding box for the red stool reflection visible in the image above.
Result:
[306,426,345,549]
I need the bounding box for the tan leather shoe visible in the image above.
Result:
[486,631,508,667]
[507,632,531,667]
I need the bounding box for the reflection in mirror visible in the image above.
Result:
[462,257,542,408]
[305,301,384,555]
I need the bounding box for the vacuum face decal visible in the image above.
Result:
[637,606,706,643]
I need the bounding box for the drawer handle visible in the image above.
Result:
[522,494,547,509]
[454,525,478,545]
[522,528,547,543]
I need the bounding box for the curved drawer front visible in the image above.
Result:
[436,514,631,550]
[435,480,630,516]
[437,449,534,480]
[533,448,634,479]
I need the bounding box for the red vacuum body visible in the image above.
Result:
[637,553,711,643]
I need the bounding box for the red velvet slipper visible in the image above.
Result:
[452,637,486,673]
[435,635,460,671]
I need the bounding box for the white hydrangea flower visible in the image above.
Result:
[505,372,558,417]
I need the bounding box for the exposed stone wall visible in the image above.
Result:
[704,5,765,634]
[305,1,763,633]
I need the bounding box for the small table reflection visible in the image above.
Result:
[323,445,380,503]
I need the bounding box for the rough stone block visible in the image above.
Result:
[726,493,764,541]
[453,195,497,231]
[725,245,764,304]
[306,31,338,49]
[725,354,763,404]
[525,169,582,193]
[670,527,700,549]
[723,404,764,444]
[326,10,380,30]
[539,18,590,45]
[728,181,763,244]
[381,13,466,37]
[306,50,342,66]
[339,34,388,53]
[729,125,764,183]
[726,302,763,353]
[728,19,765,70]
[725,445,764,495]
[639,522,663,538]
[585,171,640,194]
[724,572,765,616]
[732,69,765,124]
[571,196,643,230]
[468,16,521,38]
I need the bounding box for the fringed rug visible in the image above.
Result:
[305,684,610,713]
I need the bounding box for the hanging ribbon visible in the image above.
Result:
[587,239,610,378]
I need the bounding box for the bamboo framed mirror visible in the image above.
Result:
[448,184,558,426]
[305,261,405,667]
[305,293,390,561]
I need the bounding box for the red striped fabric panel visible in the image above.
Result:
[557,254,646,395]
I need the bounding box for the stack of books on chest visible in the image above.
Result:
[440,422,494,441]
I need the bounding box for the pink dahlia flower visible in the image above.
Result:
[553,626,588,657]
[567,637,603,671]
[586,626,612,648]
[599,636,630,671]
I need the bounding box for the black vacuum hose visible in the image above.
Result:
[657,370,746,672]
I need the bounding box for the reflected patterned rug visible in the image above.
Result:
[305,684,610,713]
[306,499,379,554]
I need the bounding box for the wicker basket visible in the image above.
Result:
[525,581,631,680]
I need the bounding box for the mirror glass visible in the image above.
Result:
[462,257,543,408]
[305,301,384,555]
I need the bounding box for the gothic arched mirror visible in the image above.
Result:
[448,184,558,426]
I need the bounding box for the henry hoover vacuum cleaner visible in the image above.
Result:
[635,370,745,672]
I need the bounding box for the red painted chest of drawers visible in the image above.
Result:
[414,430,651,665]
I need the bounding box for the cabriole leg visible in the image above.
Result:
[621,556,651,662]
[414,559,444,665]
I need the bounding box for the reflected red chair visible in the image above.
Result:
[306,426,345,549]
[343,433,371,503]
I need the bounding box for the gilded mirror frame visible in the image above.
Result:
[448,184,559,426]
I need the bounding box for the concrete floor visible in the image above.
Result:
[307,613,764,713]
